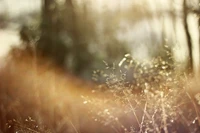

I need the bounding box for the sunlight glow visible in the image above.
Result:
[1,0,41,17]
[89,0,133,12]
[0,30,20,57]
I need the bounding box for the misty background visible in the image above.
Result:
[0,0,199,79]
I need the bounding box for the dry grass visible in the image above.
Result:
[0,51,200,133]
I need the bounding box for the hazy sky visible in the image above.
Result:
[0,0,41,17]
[0,0,199,69]
[0,0,132,15]
[0,30,20,57]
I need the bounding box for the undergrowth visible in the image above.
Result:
[89,49,200,132]
[0,47,200,133]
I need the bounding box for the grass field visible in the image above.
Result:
[0,52,200,133]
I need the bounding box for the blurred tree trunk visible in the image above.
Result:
[171,0,177,42]
[65,0,92,75]
[199,0,200,74]
[38,0,67,66]
[39,0,57,53]
[183,0,193,73]
[64,0,80,73]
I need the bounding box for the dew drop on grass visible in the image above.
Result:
[83,101,88,104]
[162,66,167,69]
[160,91,164,98]
[104,109,109,113]
[192,118,197,124]
[162,61,166,65]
